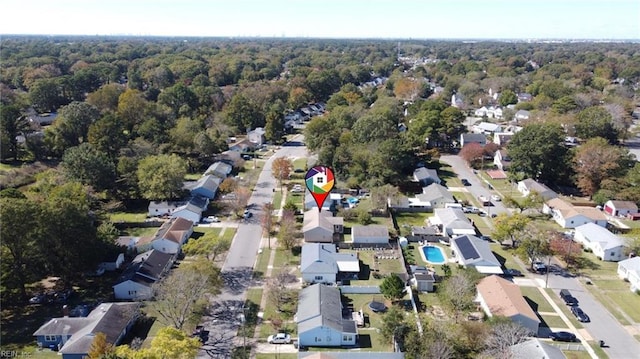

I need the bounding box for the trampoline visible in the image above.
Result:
[368,300,387,313]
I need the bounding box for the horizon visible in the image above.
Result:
[2,0,639,40]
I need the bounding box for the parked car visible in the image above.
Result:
[461,179,471,186]
[549,331,577,342]
[243,209,252,219]
[502,268,523,277]
[267,333,292,344]
[571,306,590,322]
[532,261,547,273]
[491,194,501,202]
[559,289,579,306]
[205,216,220,223]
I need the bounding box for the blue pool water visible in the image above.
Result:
[422,246,446,264]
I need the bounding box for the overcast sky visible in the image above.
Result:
[2,0,638,39]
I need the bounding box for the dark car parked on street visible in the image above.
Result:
[549,331,577,342]
[559,289,579,306]
[571,306,590,322]
[502,269,524,277]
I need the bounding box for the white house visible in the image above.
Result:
[99,253,125,271]
[543,198,608,229]
[514,110,531,121]
[473,121,503,134]
[517,179,557,200]
[300,243,359,284]
[476,275,540,334]
[493,132,515,146]
[296,284,357,347]
[574,223,627,262]
[493,149,511,170]
[451,235,503,274]
[617,257,640,292]
[248,127,266,146]
[113,250,175,300]
[603,200,638,217]
[415,183,455,208]
[204,161,233,178]
[351,225,389,244]
[510,338,566,359]
[150,217,194,254]
[430,208,476,238]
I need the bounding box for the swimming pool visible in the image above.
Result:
[421,245,446,264]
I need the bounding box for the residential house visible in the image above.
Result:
[493,149,511,170]
[248,127,266,146]
[303,210,344,243]
[517,93,533,102]
[148,201,181,217]
[574,223,627,261]
[617,257,640,292]
[460,133,487,147]
[473,121,503,134]
[351,225,389,244]
[413,167,441,186]
[150,217,194,254]
[429,208,476,238]
[228,138,254,153]
[476,275,540,334]
[33,302,139,358]
[171,197,207,224]
[517,179,558,200]
[543,198,608,229]
[204,161,233,179]
[603,200,638,217]
[474,106,503,119]
[300,243,359,284]
[115,236,153,254]
[451,93,465,108]
[296,284,357,347]
[113,249,175,300]
[514,110,531,122]
[417,183,455,208]
[299,353,405,359]
[186,175,222,199]
[451,235,503,274]
[510,338,566,359]
[493,132,515,146]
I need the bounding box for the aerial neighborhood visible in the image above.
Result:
[2,34,640,359]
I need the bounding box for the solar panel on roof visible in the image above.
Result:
[457,236,479,260]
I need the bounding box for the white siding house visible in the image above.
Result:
[574,223,626,262]
[543,198,607,229]
[617,257,640,292]
[351,225,389,244]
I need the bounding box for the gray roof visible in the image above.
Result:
[575,223,626,251]
[413,167,440,182]
[417,183,454,203]
[461,133,487,144]
[510,338,566,359]
[115,249,174,285]
[300,243,338,273]
[204,161,232,177]
[435,208,474,231]
[34,302,138,355]
[296,284,345,333]
[351,225,389,238]
[452,235,501,267]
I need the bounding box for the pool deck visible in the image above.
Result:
[419,244,449,265]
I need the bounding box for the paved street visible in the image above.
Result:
[197,134,308,358]
[442,153,640,358]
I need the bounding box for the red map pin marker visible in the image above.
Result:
[305,166,335,211]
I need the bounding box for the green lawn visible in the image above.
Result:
[254,247,272,279]
[562,350,593,359]
[110,210,148,222]
[256,354,297,359]
[221,227,237,242]
[184,173,201,180]
[540,314,568,329]
[519,286,554,313]
[272,190,283,210]
[394,212,432,235]
[293,157,307,171]
[342,294,393,352]
[120,226,159,237]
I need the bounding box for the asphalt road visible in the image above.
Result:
[542,270,640,358]
[442,153,640,357]
[197,135,308,358]
[439,154,509,217]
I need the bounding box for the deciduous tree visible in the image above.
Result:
[493,213,530,247]
[271,157,293,191]
[442,272,476,323]
[459,142,484,168]
[573,137,631,197]
[515,224,552,269]
[136,154,187,200]
[61,143,116,192]
[149,258,221,330]
[575,106,619,144]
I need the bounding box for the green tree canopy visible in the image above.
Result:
[380,273,405,301]
[507,122,570,184]
[137,154,188,200]
[61,143,116,192]
[575,106,619,144]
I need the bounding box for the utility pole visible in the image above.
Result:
[545,255,552,288]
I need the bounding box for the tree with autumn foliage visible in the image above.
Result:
[573,137,634,197]
[550,234,582,269]
[272,156,293,191]
[492,213,530,247]
[459,142,484,168]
